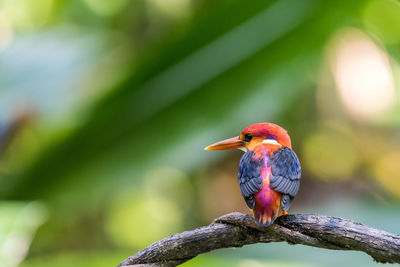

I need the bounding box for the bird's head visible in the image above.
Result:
[205,122,291,152]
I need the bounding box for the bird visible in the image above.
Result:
[205,122,301,226]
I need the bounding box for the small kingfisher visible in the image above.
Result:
[205,123,301,226]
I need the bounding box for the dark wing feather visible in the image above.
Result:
[270,147,301,211]
[238,151,263,209]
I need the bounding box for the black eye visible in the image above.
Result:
[244,133,253,142]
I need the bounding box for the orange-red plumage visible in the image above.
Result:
[251,144,282,225]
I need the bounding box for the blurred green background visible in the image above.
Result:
[0,0,400,266]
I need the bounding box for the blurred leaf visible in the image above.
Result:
[2,0,400,266]
[3,0,368,201]
[0,201,47,267]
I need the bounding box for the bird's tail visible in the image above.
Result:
[252,187,282,226]
[253,209,278,226]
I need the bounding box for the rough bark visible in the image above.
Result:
[118,212,400,267]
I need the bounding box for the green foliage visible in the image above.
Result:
[1,0,400,266]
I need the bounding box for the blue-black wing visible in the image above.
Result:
[270,147,301,211]
[238,151,263,209]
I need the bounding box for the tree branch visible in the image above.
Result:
[117,212,400,266]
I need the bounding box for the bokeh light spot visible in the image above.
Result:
[237,259,265,267]
[329,29,396,122]
[105,192,182,248]
[373,152,400,197]
[105,167,189,248]
[0,201,47,266]
[303,130,359,180]
[148,0,191,19]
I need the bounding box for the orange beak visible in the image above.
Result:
[205,136,245,150]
